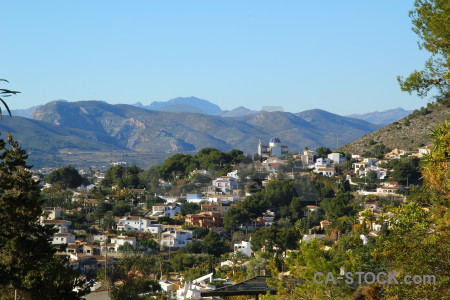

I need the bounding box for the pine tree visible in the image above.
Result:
[0,134,90,299]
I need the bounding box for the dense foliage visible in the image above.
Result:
[398,0,450,104]
[0,134,89,299]
[158,148,245,180]
[46,165,84,189]
[102,165,143,188]
[265,120,450,299]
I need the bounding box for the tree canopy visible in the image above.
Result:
[46,165,84,189]
[0,134,89,299]
[315,146,332,158]
[102,165,143,188]
[158,148,244,180]
[398,0,450,103]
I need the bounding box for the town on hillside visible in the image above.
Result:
[32,136,436,299]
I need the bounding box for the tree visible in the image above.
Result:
[315,146,331,158]
[0,134,90,298]
[268,239,346,299]
[192,227,210,239]
[139,166,161,192]
[374,121,450,298]
[320,192,355,220]
[223,206,250,230]
[180,202,200,216]
[180,240,208,254]
[376,202,449,299]
[46,165,84,189]
[250,226,300,271]
[101,211,116,231]
[40,183,74,209]
[421,120,450,204]
[118,242,134,254]
[398,1,450,103]
[102,165,143,188]
[112,200,132,216]
[391,156,421,185]
[202,231,230,257]
[158,153,193,180]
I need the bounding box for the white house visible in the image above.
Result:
[44,220,72,241]
[220,260,234,267]
[160,230,192,249]
[208,196,238,204]
[159,280,175,293]
[116,216,162,234]
[92,234,108,242]
[298,150,315,168]
[186,194,204,204]
[315,157,331,168]
[151,203,181,218]
[353,158,378,172]
[190,169,211,177]
[328,153,347,164]
[418,145,433,157]
[314,166,335,177]
[212,176,238,194]
[227,170,239,180]
[159,179,173,189]
[52,233,76,245]
[301,234,326,244]
[41,207,61,221]
[176,282,215,300]
[313,158,336,177]
[375,181,403,195]
[234,241,252,257]
[110,236,137,251]
[177,273,215,300]
[357,164,388,179]
[42,219,72,229]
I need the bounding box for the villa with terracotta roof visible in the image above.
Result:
[185,212,222,228]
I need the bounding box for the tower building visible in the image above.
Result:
[257,137,288,158]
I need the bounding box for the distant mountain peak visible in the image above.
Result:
[220,106,258,117]
[140,96,223,115]
[346,107,413,125]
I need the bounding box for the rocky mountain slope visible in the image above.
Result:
[339,103,450,154]
[219,106,258,117]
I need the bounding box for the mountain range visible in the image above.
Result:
[0,99,381,168]
[12,96,411,123]
[346,107,413,125]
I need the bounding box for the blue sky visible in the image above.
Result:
[2,1,430,115]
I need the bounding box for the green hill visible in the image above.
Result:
[338,103,450,154]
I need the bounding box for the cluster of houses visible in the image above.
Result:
[33,138,433,299]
